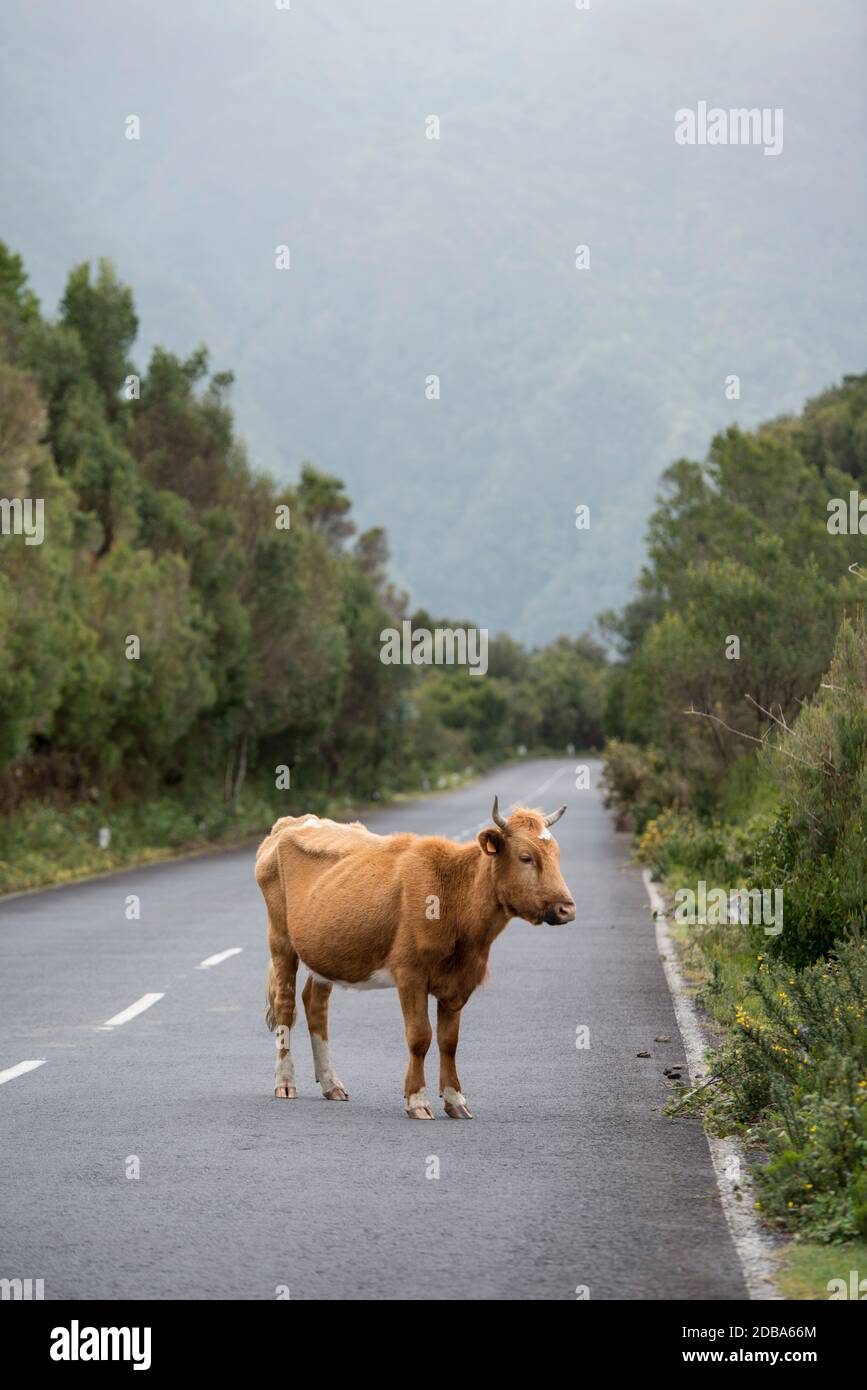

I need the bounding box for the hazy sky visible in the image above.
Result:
[2,0,865,641]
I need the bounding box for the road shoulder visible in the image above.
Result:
[643,869,783,1301]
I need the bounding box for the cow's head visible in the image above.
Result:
[478,799,576,925]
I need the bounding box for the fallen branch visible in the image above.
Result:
[667,1071,722,1112]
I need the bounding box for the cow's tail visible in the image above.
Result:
[264,959,277,1032]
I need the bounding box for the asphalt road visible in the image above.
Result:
[0,758,747,1300]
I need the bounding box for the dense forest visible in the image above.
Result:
[601,372,867,1249]
[0,244,607,886]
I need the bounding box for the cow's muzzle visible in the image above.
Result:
[544,899,576,925]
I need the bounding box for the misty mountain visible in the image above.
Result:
[2,0,865,642]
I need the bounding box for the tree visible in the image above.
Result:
[60,260,138,417]
[0,366,76,772]
[296,463,355,549]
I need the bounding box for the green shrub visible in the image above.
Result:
[747,613,867,967]
[681,939,867,1243]
[749,808,866,968]
[637,806,774,885]
[600,739,689,833]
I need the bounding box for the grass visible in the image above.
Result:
[777,1239,867,1300]
[0,788,275,896]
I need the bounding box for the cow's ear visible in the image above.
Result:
[478,828,505,856]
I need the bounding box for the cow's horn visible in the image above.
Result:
[492,796,507,829]
[544,805,567,828]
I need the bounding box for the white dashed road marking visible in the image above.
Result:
[99,992,165,1030]
[523,764,568,803]
[197,947,243,970]
[0,1059,47,1086]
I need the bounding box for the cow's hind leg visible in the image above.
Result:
[301,976,348,1101]
[268,947,299,1099]
[437,1000,473,1119]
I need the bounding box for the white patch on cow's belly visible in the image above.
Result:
[305,965,396,991]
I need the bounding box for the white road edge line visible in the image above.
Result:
[0,1059,47,1085]
[197,947,243,970]
[643,868,780,1301]
[99,992,165,1030]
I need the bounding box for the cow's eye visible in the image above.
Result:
[518,853,533,864]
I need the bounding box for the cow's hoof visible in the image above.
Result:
[323,1085,349,1101]
[444,1099,473,1119]
[274,1085,297,1099]
[406,1105,435,1119]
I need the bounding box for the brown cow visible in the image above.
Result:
[255,798,575,1118]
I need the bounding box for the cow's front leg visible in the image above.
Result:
[437,999,473,1118]
[397,979,433,1118]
